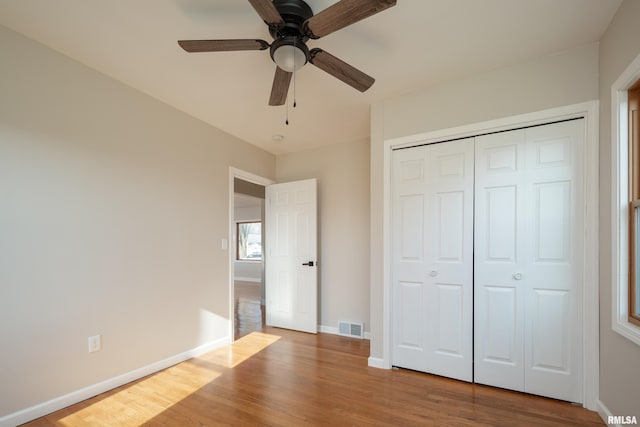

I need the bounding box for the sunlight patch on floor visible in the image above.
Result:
[57,332,280,426]
[196,331,281,368]
[58,361,223,426]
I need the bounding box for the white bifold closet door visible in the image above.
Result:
[391,119,584,404]
[474,120,584,403]
[392,138,474,382]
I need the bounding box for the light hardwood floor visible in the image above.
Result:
[234,280,264,340]
[22,327,603,426]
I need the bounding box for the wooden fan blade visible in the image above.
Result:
[309,48,374,92]
[304,0,396,39]
[178,39,270,53]
[248,0,284,26]
[269,67,292,106]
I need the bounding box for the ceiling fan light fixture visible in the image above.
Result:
[273,45,306,72]
[270,38,309,73]
[178,0,398,106]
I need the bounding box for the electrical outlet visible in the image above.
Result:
[88,335,101,353]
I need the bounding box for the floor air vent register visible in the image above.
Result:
[338,321,364,339]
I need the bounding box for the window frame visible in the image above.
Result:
[612,52,640,346]
[629,82,640,327]
[236,221,263,262]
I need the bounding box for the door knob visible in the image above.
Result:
[302,261,315,267]
[430,270,438,277]
[512,273,523,280]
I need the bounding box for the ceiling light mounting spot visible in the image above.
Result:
[268,0,314,40]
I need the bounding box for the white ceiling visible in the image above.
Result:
[0,0,621,155]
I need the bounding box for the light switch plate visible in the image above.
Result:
[88,335,101,353]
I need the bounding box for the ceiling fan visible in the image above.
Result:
[178,0,397,106]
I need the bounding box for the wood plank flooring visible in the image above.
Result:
[22,327,603,427]
[233,280,264,340]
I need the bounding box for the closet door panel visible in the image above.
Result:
[399,194,425,261]
[392,146,430,370]
[485,185,517,262]
[474,129,526,391]
[475,284,523,390]
[424,140,474,381]
[432,283,464,355]
[523,120,584,403]
[475,120,584,404]
[435,191,465,261]
[392,139,474,382]
[397,281,424,349]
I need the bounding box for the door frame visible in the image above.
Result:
[228,167,274,341]
[380,101,599,410]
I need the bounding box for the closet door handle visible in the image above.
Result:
[302,261,315,267]
[430,270,438,277]
[512,273,523,280]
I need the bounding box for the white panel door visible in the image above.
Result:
[392,138,474,382]
[474,120,584,403]
[523,121,583,402]
[265,179,317,334]
[474,129,527,391]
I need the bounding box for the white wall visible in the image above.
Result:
[598,0,640,418]
[276,140,370,333]
[370,43,600,359]
[234,261,262,282]
[0,24,275,420]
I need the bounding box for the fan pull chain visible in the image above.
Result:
[285,39,301,125]
[285,83,290,125]
[293,39,297,109]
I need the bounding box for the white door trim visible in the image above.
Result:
[379,101,599,410]
[228,167,274,341]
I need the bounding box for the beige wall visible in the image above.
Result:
[370,43,599,359]
[598,0,640,418]
[5,2,639,420]
[277,140,371,333]
[0,25,275,418]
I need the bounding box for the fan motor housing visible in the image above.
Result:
[269,0,314,40]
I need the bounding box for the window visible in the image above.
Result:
[613,52,640,346]
[236,222,262,261]
[629,81,640,326]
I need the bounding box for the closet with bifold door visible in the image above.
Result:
[391,119,584,404]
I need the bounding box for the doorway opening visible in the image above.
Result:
[234,186,264,339]
[229,169,274,341]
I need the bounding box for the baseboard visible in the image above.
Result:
[318,324,371,340]
[318,325,339,335]
[0,336,230,427]
[367,357,387,369]
[596,399,640,427]
[233,277,261,283]
[598,399,615,426]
